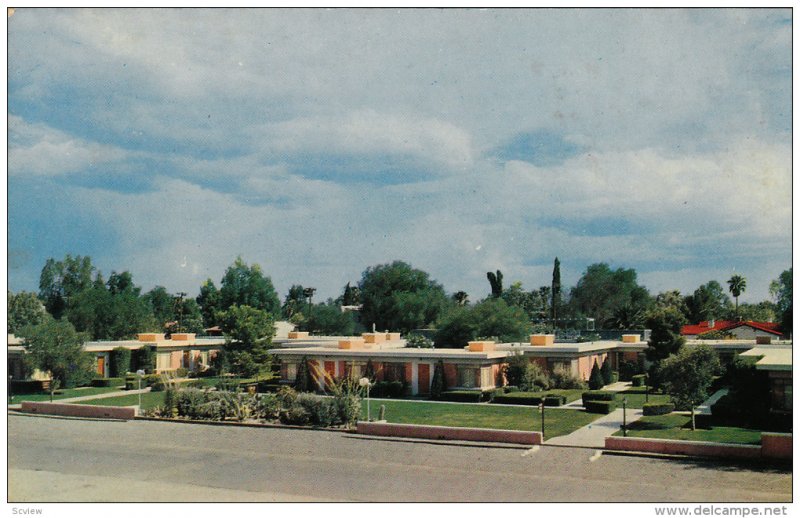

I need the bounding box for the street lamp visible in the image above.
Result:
[8,375,12,404]
[136,369,145,415]
[622,396,628,437]
[645,373,650,403]
[358,377,371,422]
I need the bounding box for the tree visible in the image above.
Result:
[110,346,132,377]
[644,306,687,364]
[358,261,448,333]
[727,274,747,314]
[38,255,95,319]
[452,291,469,306]
[551,258,561,325]
[654,290,690,320]
[770,268,792,334]
[601,355,614,386]
[607,303,646,329]
[341,282,361,306]
[684,281,732,323]
[19,318,95,400]
[569,263,652,329]
[294,356,313,392]
[487,270,503,298]
[282,285,307,319]
[735,302,777,323]
[588,361,604,390]
[657,344,721,430]
[219,257,281,316]
[8,291,47,334]
[144,286,175,328]
[430,360,445,399]
[434,298,532,348]
[302,301,360,336]
[218,305,276,378]
[196,279,221,328]
[503,352,529,388]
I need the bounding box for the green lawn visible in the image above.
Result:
[617,387,672,408]
[615,413,762,445]
[78,392,166,410]
[362,399,599,439]
[9,385,125,403]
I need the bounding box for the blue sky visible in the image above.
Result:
[7,8,792,304]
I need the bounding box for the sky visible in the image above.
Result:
[6,8,792,305]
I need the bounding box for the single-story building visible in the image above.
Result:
[738,344,792,414]
[682,320,784,340]
[271,333,651,394]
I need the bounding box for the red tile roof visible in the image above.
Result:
[681,320,782,336]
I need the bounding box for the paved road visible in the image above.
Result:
[8,413,791,503]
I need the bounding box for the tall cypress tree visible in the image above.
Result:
[551,258,561,327]
[430,360,445,399]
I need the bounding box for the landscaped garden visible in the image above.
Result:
[613,413,763,445]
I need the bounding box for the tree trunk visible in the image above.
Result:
[690,405,695,431]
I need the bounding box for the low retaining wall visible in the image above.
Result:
[761,433,792,459]
[605,435,791,460]
[20,401,135,420]
[357,421,541,445]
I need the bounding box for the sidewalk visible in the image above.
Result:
[545,407,644,448]
[8,387,151,411]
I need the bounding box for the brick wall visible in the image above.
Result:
[357,421,541,445]
[21,402,135,420]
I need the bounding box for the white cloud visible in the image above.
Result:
[8,116,130,176]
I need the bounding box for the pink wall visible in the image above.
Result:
[22,401,135,420]
[443,363,457,388]
[605,436,762,459]
[762,433,793,459]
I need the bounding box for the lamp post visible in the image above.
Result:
[359,377,371,422]
[622,396,628,437]
[539,401,545,440]
[136,369,145,415]
[645,373,649,403]
[8,375,12,404]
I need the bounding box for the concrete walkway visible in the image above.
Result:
[8,387,151,410]
[696,388,728,415]
[545,407,644,448]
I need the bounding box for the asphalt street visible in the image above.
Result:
[7,413,792,503]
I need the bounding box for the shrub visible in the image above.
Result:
[10,380,48,394]
[549,366,587,390]
[127,374,159,390]
[90,377,124,388]
[110,347,132,378]
[430,360,445,400]
[277,386,298,408]
[175,388,207,419]
[503,353,530,388]
[492,393,543,406]
[252,393,281,420]
[584,400,616,414]
[280,404,311,425]
[257,378,282,393]
[588,361,605,390]
[544,394,566,407]
[631,374,647,387]
[132,346,156,374]
[175,367,189,378]
[520,362,551,391]
[611,371,619,384]
[642,402,675,416]
[504,385,520,393]
[294,393,338,427]
[618,360,640,381]
[582,391,615,405]
[405,333,434,348]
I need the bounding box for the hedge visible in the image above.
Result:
[492,393,544,406]
[582,390,616,405]
[90,377,125,388]
[371,381,406,399]
[438,390,487,403]
[631,374,647,387]
[10,380,49,394]
[125,374,159,391]
[584,400,617,414]
[543,395,566,407]
[642,402,675,416]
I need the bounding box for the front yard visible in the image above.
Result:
[9,385,125,403]
[363,399,599,438]
[614,413,763,445]
[78,391,165,410]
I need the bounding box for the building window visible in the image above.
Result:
[457,366,478,388]
[480,367,493,388]
[383,363,405,382]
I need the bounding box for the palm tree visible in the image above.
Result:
[727,275,747,314]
